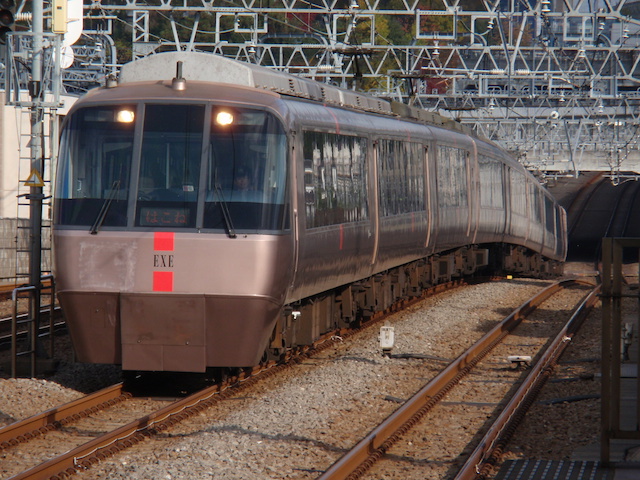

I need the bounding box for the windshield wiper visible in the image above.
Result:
[90,180,121,235]
[214,184,237,238]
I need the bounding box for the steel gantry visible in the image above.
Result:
[6,0,640,176]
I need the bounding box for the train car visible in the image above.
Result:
[52,52,566,374]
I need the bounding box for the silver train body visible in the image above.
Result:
[53,52,566,373]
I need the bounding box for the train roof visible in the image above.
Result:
[117,52,476,138]
[75,78,284,112]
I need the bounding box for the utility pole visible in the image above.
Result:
[28,0,44,359]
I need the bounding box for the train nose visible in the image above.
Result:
[59,290,284,372]
[119,293,283,372]
[120,294,207,372]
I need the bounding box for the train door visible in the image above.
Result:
[424,143,435,251]
[428,140,439,250]
[374,135,428,269]
[370,140,380,266]
[524,178,532,243]
[528,181,545,252]
[543,194,556,255]
[507,167,529,243]
[477,151,507,245]
[292,124,374,299]
[468,139,480,244]
[500,160,509,242]
[434,142,471,250]
[289,130,302,291]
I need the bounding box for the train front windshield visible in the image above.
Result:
[55,103,289,233]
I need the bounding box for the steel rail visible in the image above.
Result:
[454,284,601,480]
[316,279,582,480]
[0,284,21,296]
[0,308,64,345]
[0,383,128,450]
[0,280,52,296]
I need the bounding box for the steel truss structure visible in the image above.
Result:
[7,0,640,176]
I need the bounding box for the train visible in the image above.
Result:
[52,52,566,374]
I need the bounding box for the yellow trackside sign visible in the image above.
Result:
[24,169,45,187]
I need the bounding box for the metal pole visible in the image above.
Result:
[28,0,44,375]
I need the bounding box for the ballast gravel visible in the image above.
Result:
[0,277,604,479]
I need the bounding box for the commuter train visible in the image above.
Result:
[53,52,566,373]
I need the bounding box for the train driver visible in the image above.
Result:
[233,166,253,192]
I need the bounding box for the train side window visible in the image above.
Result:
[528,181,542,223]
[304,159,315,206]
[377,140,425,216]
[203,108,288,232]
[478,155,504,209]
[436,145,468,208]
[545,196,556,234]
[55,105,135,227]
[509,168,527,215]
[302,131,369,228]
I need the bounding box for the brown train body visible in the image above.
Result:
[53,52,566,373]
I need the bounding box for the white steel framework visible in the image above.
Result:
[7,0,640,176]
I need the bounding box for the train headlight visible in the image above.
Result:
[116,109,135,123]
[215,110,234,126]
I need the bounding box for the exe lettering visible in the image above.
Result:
[153,254,174,268]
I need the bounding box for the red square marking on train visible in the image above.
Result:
[153,271,174,292]
[154,232,175,251]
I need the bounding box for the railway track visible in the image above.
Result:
[1,277,595,480]
[0,279,474,479]
[0,279,54,298]
[0,371,268,479]
[0,278,62,349]
[316,279,600,480]
[456,284,600,480]
[0,384,130,449]
[0,309,64,349]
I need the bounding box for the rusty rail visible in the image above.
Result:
[0,383,129,450]
[455,284,601,480]
[317,279,582,480]
[0,279,53,296]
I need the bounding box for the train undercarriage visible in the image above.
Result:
[268,244,563,360]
